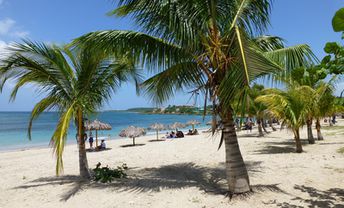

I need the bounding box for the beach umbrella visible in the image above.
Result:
[149,123,165,141]
[119,126,146,146]
[187,120,201,131]
[85,119,112,147]
[169,122,186,132]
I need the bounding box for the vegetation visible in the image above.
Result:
[256,86,315,153]
[0,41,140,178]
[93,162,128,183]
[73,0,316,195]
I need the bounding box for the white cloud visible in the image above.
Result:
[12,30,29,38]
[0,18,15,35]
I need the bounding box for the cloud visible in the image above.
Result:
[12,30,29,38]
[0,18,15,35]
[0,17,29,39]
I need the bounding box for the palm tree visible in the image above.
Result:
[256,86,314,153]
[0,41,140,178]
[73,0,315,194]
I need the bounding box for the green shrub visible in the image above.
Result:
[93,162,128,183]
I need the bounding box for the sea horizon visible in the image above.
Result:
[0,111,210,151]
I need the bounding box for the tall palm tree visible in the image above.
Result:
[0,41,141,178]
[73,0,315,194]
[256,86,314,153]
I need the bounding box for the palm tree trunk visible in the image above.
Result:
[269,119,276,131]
[133,137,136,146]
[294,128,303,153]
[306,119,315,144]
[156,130,159,141]
[316,119,324,140]
[221,109,251,195]
[257,119,264,137]
[262,119,268,133]
[77,110,90,179]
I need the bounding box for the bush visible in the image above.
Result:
[93,162,128,183]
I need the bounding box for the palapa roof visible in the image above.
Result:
[169,122,186,130]
[85,119,112,131]
[119,126,146,138]
[187,120,201,125]
[149,123,165,131]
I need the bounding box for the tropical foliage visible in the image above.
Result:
[0,41,141,178]
[73,0,316,194]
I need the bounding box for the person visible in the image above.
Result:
[170,131,176,138]
[89,133,94,149]
[186,129,193,135]
[100,140,106,150]
[176,131,184,138]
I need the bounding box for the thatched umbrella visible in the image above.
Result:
[149,123,165,141]
[169,122,185,132]
[119,126,146,146]
[187,120,201,131]
[85,119,112,147]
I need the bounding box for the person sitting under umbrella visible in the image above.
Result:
[96,139,106,150]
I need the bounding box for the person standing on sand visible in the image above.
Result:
[89,133,94,149]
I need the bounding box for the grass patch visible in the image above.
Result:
[337,147,344,154]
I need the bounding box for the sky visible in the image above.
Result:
[0,0,343,111]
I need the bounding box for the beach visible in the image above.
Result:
[0,121,343,208]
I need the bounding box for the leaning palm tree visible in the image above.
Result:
[256,86,314,153]
[73,0,315,194]
[0,41,140,178]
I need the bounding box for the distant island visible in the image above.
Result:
[125,105,212,115]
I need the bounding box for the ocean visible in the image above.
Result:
[0,111,210,150]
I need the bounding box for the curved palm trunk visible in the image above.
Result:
[262,119,268,133]
[293,128,303,153]
[306,119,315,144]
[77,110,90,179]
[257,119,264,137]
[269,119,276,131]
[316,119,324,140]
[221,110,251,195]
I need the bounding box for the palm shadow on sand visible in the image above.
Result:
[13,161,285,201]
[267,185,344,208]
[253,139,310,154]
[120,144,145,148]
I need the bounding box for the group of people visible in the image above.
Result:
[186,129,199,135]
[165,130,184,138]
[82,132,106,150]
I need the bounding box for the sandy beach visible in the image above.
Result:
[0,121,343,208]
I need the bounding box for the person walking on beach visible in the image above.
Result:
[89,133,94,149]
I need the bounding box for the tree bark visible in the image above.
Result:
[306,119,315,144]
[257,119,264,137]
[269,119,276,131]
[262,119,268,133]
[294,128,303,153]
[316,119,324,140]
[221,109,251,195]
[77,109,90,179]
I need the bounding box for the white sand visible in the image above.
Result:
[0,120,343,208]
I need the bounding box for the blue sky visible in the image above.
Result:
[0,0,343,111]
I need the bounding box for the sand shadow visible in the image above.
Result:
[120,144,145,148]
[253,139,310,155]
[86,148,112,153]
[148,139,166,142]
[13,161,285,201]
[271,185,344,207]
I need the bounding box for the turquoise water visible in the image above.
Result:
[0,111,210,150]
